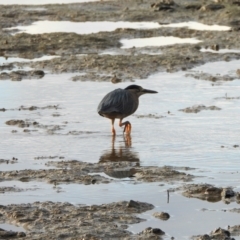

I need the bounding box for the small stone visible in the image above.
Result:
[211,44,220,51]
[91,179,97,184]
[236,69,240,76]
[153,212,170,220]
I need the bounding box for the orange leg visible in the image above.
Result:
[111,119,116,135]
[119,119,132,135]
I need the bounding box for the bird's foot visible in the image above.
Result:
[123,121,131,135]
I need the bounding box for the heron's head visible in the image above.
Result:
[125,85,158,97]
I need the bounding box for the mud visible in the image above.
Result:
[0,160,194,185]
[6,119,66,134]
[0,229,26,238]
[0,158,18,165]
[185,72,240,82]
[0,200,156,239]
[179,105,221,113]
[192,227,232,240]
[0,186,37,194]
[1,105,59,112]
[181,183,239,203]
[0,70,44,81]
[0,0,239,80]
[133,113,166,119]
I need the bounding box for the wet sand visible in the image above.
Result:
[1,0,240,239]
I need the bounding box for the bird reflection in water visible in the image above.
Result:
[99,135,139,179]
[99,135,139,163]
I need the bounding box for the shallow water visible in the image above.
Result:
[120,36,201,48]
[1,61,240,177]
[201,48,240,54]
[6,21,230,35]
[6,21,162,35]
[1,181,240,239]
[1,60,240,238]
[0,55,58,65]
[0,223,25,232]
[163,21,230,31]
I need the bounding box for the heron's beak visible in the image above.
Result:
[142,88,158,94]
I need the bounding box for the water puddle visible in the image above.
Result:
[100,48,163,56]
[164,21,231,31]
[6,21,161,35]
[0,0,104,5]
[24,7,47,11]
[0,223,25,232]
[201,48,240,54]
[1,180,240,239]
[0,55,58,65]
[5,21,230,35]
[120,36,201,48]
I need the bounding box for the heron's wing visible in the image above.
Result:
[97,89,136,116]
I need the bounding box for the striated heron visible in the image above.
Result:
[97,85,158,135]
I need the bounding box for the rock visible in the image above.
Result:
[0,228,19,238]
[192,227,232,240]
[221,188,235,198]
[211,227,230,238]
[151,0,176,11]
[182,184,222,202]
[228,224,240,235]
[91,179,97,184]
[127,200,140,208]
[153,211,170,220]
[152,228,165,235]
[141,227,165,235]
[17,232,26,237]
[31,70,45,77]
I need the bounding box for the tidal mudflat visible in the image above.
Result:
[1,0,240,239]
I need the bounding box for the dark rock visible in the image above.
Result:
[152,228,165,235]
[153,211,170,220]
[184,3,201,10]
[221,188,235,198]
[127,200,140,208]
[200,4,225,11]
